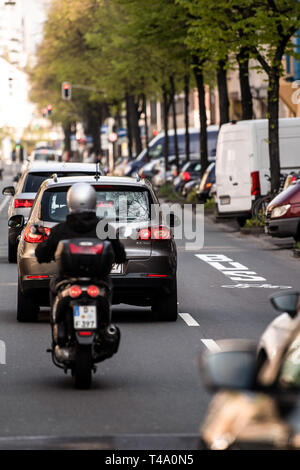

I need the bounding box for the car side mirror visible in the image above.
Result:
[2,186,15,196]
[200,339,258,392]
[270,291,299,318]
[8,214,25,229]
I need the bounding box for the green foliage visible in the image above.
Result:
[244,217,265,228]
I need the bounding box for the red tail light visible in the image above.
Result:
[251,171,261,196]
[14,199,34,208]
[79,331,92,336]
[291,175,296,184]
[69,285,82,298]
[87,285,100,298]
[183,171,191,182]
[137,226,171,240]
[69,243,103,255]
[24,226,51,243]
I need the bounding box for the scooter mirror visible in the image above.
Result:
[270,291,300,318]
[200,339,258,392]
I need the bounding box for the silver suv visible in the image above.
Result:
[13,175,177,322]
[3,162,101,262]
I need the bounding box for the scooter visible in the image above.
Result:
[49,238,120,389]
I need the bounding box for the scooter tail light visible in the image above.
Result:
[137,228,151,240]
[69,243,103,255]
[251,171,261,196]
[69,285,82,298]
[87,285,100,298]
[24,226,51,243]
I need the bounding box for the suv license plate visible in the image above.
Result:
[73,305,97,329]
[111,264,123,274]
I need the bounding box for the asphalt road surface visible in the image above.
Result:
[0,169,299,449]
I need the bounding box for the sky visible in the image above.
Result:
[21,0,48,53]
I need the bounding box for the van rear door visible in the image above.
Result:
[216,129,252,213]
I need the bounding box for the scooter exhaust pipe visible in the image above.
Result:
[106,324,118,336]
[54,345,75,363]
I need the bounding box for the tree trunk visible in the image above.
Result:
[217,59,230,126]
[184,74,190,161]
[193,60,208,172]
[63,122,71,152]
[268,71,281,192]
[125,93,133,160]
[237,47,253,120]
[170,76,179,173]
[131,96,142,156]
[142,93,149,154]
[163,86,170,172]
[90,113,101,157]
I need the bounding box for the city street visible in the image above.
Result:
[0,173,299,449]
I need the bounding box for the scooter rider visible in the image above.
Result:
[35,182,126,306]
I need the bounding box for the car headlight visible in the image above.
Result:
[270,204,291,219]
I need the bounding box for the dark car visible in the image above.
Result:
[197,162,215,203]
[14,175,177,322]
[265,180,300,241]
[3,162,102,263]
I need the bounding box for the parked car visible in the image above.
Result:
[265,180,300,242]
[173,160,203,194]
[197,162,215,203]
[124,126,219,177]
[216,118,300,225]
[29,148,58,163]
[13,175,178,322]
[2,162,102,263]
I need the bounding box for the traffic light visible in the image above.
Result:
[62,82,72,100]
[47,104,53,116]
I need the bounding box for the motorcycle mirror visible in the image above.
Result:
[270,291,299,318]
[200,339,258,392]
[8,214,24,229]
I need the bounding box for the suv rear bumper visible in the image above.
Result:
[266,216,300,238]
[20,273,176,306]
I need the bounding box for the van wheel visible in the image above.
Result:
[152,288,178,322]
[17,283,39,322]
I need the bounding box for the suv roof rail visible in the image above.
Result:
[51,173,58,182]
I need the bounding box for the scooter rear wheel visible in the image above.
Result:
[72,345,92,389]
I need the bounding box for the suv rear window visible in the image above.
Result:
[41,186,152,223]
[23,172,95,193]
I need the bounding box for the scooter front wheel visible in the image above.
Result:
[72,345,92,389]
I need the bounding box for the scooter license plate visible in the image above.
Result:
[73,305,97,329]
[111,263,123,274]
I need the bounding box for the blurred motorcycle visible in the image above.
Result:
[199,291,300,450]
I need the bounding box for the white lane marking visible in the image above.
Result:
[196,254,266,281]
[0,340,6,364]
[179,313,200,326]
[0,197,9,213]
[222,283,292,289]
[201,339,221,352]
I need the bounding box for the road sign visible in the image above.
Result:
[108,132,118,143]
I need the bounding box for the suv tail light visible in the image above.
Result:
[69,285,82,298]
[14,199,34,208]
[87,285,100,298]
[24,226,51,243]
[251,171,261,196]
[137,225,171,240]
[69,243,103,255]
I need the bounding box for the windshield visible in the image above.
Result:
[41,186,152,223]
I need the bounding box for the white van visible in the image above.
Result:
[216,118,300,222]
